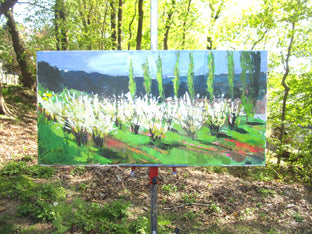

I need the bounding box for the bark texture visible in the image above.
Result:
[136,0,143,50]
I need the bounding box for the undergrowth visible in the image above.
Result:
[0,161,158,233]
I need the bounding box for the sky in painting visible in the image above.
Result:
[37,50,267,78]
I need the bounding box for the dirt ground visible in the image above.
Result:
[0,87,311,233]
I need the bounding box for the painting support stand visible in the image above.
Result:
[150,0,178,232]
[150,1,158,233]
[150,167,158,233]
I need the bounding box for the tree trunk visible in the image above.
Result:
[136,0,143,50]
[0,0,18,16]
[127,0,137,50]
[181,0,191,49]
[5,10,35,90]
[110,0,117,50]
[54,0,68,50]
[0,83,13,117]
[207,0,225,50]
[163,0,175,50]
[278,21,295,165]
[117,0,123,50]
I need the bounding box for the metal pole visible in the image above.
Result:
[150,1,158,233]
[150,0,158,50]
[150,167,158,234]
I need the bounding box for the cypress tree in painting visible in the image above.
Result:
[156,55,165,101]
[249,51,261,106]
[142,59,152,96]
[240,51,254,120]
[173,51,180,98]
[227,51,234,100]
[187,52,195,99]
[207,51,215,102]
[128,58,136,99]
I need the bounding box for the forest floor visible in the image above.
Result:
[0,86,311,233]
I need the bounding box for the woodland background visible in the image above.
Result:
[0,0,311,233]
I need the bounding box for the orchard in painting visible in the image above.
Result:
[37,50,267,166]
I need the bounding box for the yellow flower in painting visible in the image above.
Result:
[46,93,53,98]
[42,97,48,101]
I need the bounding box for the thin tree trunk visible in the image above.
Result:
[101,1,109,50]
[163,0,175,50]
[136,0,143,50]
[78,0,92,50]
[0,0,17,116]
[5,10,35,90]
[181,0,191,49]
[128,0,137,50]
[0,83,13,117]
[54,0,68,50]
[278,21,295,165]
[117,0,123,50]
[207,0,224,50]
[110,0,117,50]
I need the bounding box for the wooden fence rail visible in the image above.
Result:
[0,61,19,85]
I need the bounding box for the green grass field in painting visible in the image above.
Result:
[38,112,266,166]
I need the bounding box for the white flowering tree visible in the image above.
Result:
[176,93,204,139]
[226,99,243,130]
[137,94,168,143]
[38,91,115,148]
[204,100,227,137]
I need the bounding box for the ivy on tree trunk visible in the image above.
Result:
[5,10,35,90]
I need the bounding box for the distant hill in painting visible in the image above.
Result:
[38,61,266,100]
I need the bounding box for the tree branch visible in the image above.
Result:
[0,0,18,16]
[251,29,269,50]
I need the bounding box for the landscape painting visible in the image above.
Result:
[37,50,267,166]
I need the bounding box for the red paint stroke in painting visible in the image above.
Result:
[225,139,263,153]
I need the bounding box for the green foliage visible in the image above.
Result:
[162,184,177,195]
[70,166,86,176]
[0,163,64,222]
[156,54,165,101]
[173,51,180,98]
[0,217,16,233]
[128,58,136,99]
[182,193,197,204]
[0,161,55,179]
[51,199,131,233]
[210,202,222,214]
[207,51,215,101]
[293,212,304,223]
[0,161,135,233]
[183,210,200,221]
[258,188,276,198]
[186,52,195,99]
[129,216,148,233]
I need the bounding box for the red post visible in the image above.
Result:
[172,167,177,174]
[149,166,158,184]
[130,166,136,175]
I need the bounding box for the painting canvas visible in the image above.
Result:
[37,50,267,166]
